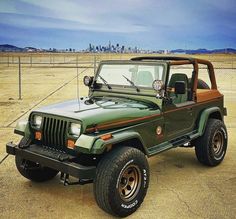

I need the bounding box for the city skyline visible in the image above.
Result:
[0,0,236,50]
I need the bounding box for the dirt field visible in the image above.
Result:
[0,53,236,219]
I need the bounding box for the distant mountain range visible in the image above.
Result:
[0,44,236,54]
[170,48,236,54]
[0,44,39,52]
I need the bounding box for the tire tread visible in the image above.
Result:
[94,146,149,217]
[195,119,227,166]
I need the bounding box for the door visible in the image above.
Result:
[164,102,194,138]
[163,70,195,139]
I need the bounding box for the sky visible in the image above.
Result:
[0,0,235,50]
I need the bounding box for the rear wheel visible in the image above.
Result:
[194,119,227,166]
[15,137,59,182]
[94,147,149,217]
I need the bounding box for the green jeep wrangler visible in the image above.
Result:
[6,56,228,217]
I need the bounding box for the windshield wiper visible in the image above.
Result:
[98,75,112,89]
[122,75,140,92]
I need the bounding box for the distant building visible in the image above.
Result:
[86,42,151,54]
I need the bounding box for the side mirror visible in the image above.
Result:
[175,81,186,94]
[83,76,94,87]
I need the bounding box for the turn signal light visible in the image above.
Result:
[35,131,42,140]
[67,139,75,149]
[100,133,112,141]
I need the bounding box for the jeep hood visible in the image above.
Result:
[33,98,161,132]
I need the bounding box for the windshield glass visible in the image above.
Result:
[97,64,165,88]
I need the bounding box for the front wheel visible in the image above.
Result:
[94,147,149,217]
[195,119,228,166]
[15,156,59,182]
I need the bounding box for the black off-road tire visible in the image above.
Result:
[94,147,149,217]
[195,119,227,166]
[15,137,59,182]
[197,78,210,89]
[189,78,210,89]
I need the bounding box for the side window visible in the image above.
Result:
[198,64,211,89]
[167,65,193,104]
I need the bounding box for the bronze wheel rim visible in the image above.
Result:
[212,131,224,156]
[118,164,141,202]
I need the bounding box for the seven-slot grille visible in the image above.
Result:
[41,117,68,150]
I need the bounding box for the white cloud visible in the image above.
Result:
[0,13,147,33]
[11,0,149,33]
[1,0,235,37]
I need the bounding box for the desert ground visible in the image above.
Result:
[0,53,236,219]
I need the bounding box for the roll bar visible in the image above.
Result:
[131,56,217,96]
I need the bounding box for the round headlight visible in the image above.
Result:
[152,80,164,91]
[83,76,93,86]
[33,115,42,128]
[70,123,81,136]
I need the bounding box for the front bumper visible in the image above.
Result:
[6,142,96,180]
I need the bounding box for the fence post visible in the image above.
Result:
[94,55,96,75]
[232,58,234,69]
[30,55,32,67]
[7,55,9,67]
[18,57,22,100]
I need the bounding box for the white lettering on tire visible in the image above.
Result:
[143,169,147,188]
[221,127,227,139]
[121,200,138,209]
